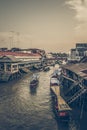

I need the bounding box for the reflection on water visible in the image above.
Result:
[0,67,86,130]
[30,87,37,95]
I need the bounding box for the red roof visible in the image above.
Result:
[0,51,41,57]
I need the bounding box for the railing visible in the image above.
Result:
[62,74,75,82]
[67,88,87,104]
[65,78,84,95]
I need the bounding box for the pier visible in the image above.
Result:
[0,54,42,82]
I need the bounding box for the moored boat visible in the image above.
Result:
[43,66,50,72]
[50,86,71,122]
[50,77,59,86]
[50,75,71,122]
[54,93,71,121]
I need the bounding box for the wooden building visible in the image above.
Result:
[60,63,87,109]
[0,55,20,81]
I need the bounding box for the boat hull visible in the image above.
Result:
[51,91,71,122]
[30,80,39,88]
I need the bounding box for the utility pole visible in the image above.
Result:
[16,32,20,48]
[9,31,14,49]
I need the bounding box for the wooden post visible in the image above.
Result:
[11,64,13,73]
[4,63,7,72]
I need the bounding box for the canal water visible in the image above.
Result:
[0,67,86,130]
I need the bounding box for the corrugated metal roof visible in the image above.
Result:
[62,63,87,78]
[0,51,41,57]
[0,55,20,63]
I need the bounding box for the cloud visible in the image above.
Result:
[66,0,87,32]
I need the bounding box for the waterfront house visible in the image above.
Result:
[0,55,20,81]
[60,63,87,108]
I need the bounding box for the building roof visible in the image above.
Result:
[0,51,41,57]
[62,63,87,79]
[0,55,20,63]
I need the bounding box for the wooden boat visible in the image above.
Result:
[50,77,59,86]
[43,66,50,72]
[50,76,71,121]
[30,74,39,87]
[50,86,72,121]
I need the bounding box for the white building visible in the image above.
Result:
[68,43,87,62]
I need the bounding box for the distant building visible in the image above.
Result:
[0,51,41,62]
[46,53,55,65]
[68,43,87,62]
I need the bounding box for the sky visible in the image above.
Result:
[0,0,87,52]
